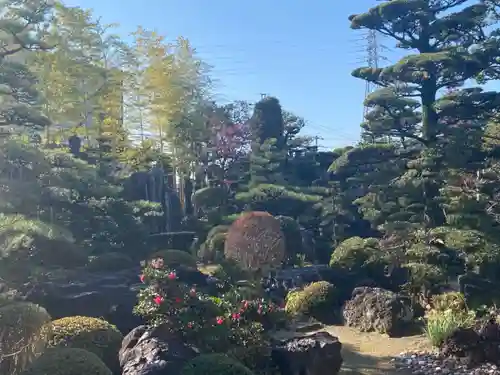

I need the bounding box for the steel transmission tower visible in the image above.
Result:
[363,29,382,119]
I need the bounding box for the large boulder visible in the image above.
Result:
[271,331,342,375]
[440,317,500,367]
[342,286,413,337]
[119,325,198,375]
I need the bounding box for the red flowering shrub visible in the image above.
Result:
[134,256,286,372]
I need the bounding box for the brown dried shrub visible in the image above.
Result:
[224,211,285,271]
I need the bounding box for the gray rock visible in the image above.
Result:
[119,325,198,375]
[342,286,414,337]
[272,331,342,375]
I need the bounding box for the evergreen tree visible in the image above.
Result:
[350,0,500,227]
[0,0,53,136]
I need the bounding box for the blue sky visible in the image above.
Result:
[64,0,398,149]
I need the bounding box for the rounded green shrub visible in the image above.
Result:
[285,281,337,322]
[86,252,134,272]
[0,302,51,375]
[150,249,198,269]
[44,316,122,372]
[329,237,381,270]
[193,186,227,209]
[20,348,112,375]
[181,353,255,375]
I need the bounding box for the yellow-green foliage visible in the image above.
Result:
[0,302,51,375]
[425,308,475,347]
[20,348,112,375]
[150,249,198,269]
[329,237,381,270]
[181,353,255,375]
[431,292,467,313]
[44,316,122,371]
[285,281,336,318]
[86,252,134,272]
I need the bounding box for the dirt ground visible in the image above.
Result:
[324,325,431,375]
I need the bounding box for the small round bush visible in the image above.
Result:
[224,211,285,272]
[45,316,122,371]
[0,302,51,375]
[150,249,198,269]
[21,348,112,375]
[285,281,337,321]
[86,252,134,272]
[181,353,255,375]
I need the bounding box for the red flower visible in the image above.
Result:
[153,295,164,305]
[187,322,193,328]
[231,312,241,320]
[139,274,145,283]
[167,272,177,280]
[242,300,249,309]
[175,297,182,303]
[216,317,224,325]
[189,288,197,297]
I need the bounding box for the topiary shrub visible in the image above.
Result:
[86,252,134,272]
[275,215,303,265]
[150,249,198,269]
[20,348,112,375]
[329,237,381,271]
[285,281,338,323]
[44,316,122,372]
[193,186,227,209]
[181,353,255,375]
[224,211,285,272]
[198,225,228,263]
[0,302,52,375]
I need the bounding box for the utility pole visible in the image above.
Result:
[313,135,323,148]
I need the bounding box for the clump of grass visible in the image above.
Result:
[424,308,475,347]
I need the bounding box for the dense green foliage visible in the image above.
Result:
[6,0,500,372]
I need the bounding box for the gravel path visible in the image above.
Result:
[392,352,500,375]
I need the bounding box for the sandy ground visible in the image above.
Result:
[324,325,431,375]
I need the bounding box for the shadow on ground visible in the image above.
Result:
[340,343,399,375]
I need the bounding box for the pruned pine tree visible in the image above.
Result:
[350,0,500,227]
